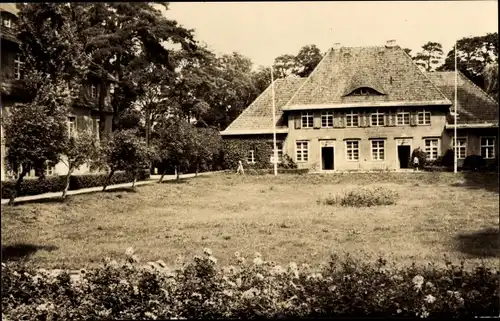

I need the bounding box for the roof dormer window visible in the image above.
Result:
[350,87,382,96]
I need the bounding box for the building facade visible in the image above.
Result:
[221,41,498,172]
[0,4,113,181]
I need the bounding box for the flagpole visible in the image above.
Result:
[454,42,458,174]
[271,66,278,176]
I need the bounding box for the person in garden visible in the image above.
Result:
[413,149,420,172]
[236,160,245,175]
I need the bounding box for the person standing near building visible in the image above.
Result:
[236,160,245,175]
[413,152,420,172]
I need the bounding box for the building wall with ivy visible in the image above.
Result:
[222,134,289,170]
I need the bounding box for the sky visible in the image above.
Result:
[162,1,498,69]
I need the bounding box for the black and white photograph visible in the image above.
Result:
[0,1,498,319]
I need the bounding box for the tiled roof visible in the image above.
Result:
[285,46,451,108]
[0,3,19,15]
[221,77,305,135]
[426,71,499,125]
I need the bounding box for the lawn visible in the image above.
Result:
[1,172,498,270]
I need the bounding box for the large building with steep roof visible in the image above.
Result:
[222,41,498,171]
[0,3,115,180]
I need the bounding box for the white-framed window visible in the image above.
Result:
[91,84,97,99]
[480,137,495,159]
[21,165,35,178]
[371,140,385,161]
[270,142,283,164]
[345,140,359,161]
[2,16,13,28]
[68,116,76,137]
[247,150,255,164]
[301,112,313,128]
[296,141,309,162]
[346,110,359,127]
[396,109,410,125]
[451,137,467,159]
[425,138,439,160]
[321,111,333,128]
[46,163,55,176]
[14,53,23,80]
[371,109,385,126]
[417,109,431,125]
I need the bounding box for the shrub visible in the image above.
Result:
[463,155,486,171]
[244,168,308,175]
[411,147,427,168]
[1,176,67,199]
[69,170,150,190]
[1,249,498,319]
[0,170,150,199]
[279,154,298,169]
[440,149,454,168]
[321,187,399,207]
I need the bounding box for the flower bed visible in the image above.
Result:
[2,249,498,319]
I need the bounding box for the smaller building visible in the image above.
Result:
[221,41,498,172]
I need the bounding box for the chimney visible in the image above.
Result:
[333,43,341,50]
[386,40,397,48]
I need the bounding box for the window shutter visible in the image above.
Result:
[366,112,371,127]
[339,112,346,128]
[313,112,321,129]
[384,113,390,127]
[76,115,87,132]
[294,115,301,129]
[391,111,397,126]
[358,112,365,127]
[410,111,417,126]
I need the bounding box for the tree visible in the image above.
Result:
[437,33,498,90]
[414,42,444,72]
[63,2,197,140]
[273,54,298,78]
[153,116,197,182]
[192,127,222,175]
[294,44,323,77]
[6,3,88,205]
[4,98,69,205]
[252,66,273,94]
[202,52,259,129]
[403,48,412,56]
[61,130,101,199]
[102,129,152,191]
[272,44,323,79]
[483,62,499,101]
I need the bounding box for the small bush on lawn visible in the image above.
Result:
[321,187,398,207]
[1,249,498,319]
[1,176,67,199]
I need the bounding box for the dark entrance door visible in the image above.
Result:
[398,145,411,169]
[322,147,334,170]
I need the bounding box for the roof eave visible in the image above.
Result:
[283,100,452,111]
[445,123,499,129]
[221,128,289,136]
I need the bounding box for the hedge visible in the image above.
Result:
[243,168,308,175]
[1,249,498,319]
[1,170,150,199]
[69,169,150,190]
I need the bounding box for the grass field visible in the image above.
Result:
[1,172,498,270]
